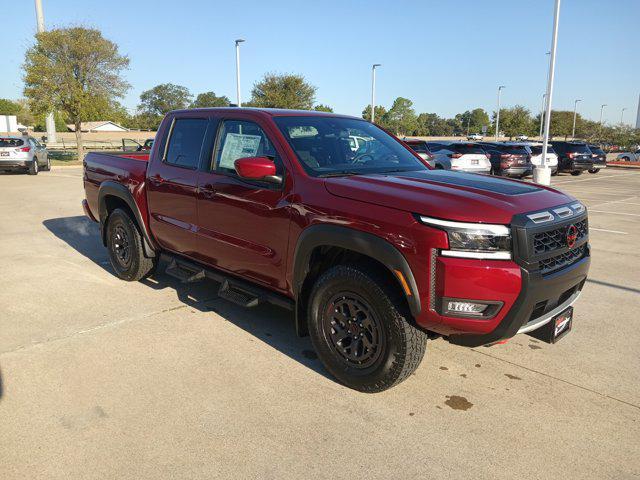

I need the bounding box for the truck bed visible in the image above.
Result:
[83,151,151,227]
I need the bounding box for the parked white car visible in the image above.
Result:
[467,133,483,141]
[515,134,529,141]
[525,143,559,174]
[426,141,491,174]
[0,135,50,175]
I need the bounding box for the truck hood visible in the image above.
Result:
[323,170,574,224]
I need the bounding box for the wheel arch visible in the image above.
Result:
[292,225,421,337]
[98,181,156,257]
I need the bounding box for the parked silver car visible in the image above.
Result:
[616,149,640,162]
[0,135,50,174]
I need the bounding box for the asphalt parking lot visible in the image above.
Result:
[0,167,638,479]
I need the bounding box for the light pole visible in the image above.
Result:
[34,0,56,143]
[537,0,561,186]
[571,99,581,139]
[235,39,245,107]
[370,64,381,122]
[620,107,627,126]
[539,93,546,138]
[495,86,505,140]
[599,104,607,126]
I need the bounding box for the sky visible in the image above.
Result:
[2,0,639,126]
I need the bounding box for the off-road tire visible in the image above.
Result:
[28,158,38,175]
[308,264,427,393]
[106,208,156,281]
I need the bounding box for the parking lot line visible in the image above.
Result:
[589,227,628,235]
[589,210,640,217]
[551,171,639,185]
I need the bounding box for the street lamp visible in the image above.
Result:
[34,0,56,143]
[571,99,581,139]
[495,85,505,140]
[599,104,607,126]
[539,93,546,138]
[370,64,381,122]
[620,107,627,125]
[235,39,245,107]
[537,0,561,186]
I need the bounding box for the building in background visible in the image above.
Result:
[66,121,128,132]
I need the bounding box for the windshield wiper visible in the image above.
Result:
[318,170,363,178]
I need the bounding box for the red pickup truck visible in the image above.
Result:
[83,108,590,392]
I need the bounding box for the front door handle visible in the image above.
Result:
[199,183,216,199]
[149,174,165,186]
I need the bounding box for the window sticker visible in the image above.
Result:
[219,133,262,169]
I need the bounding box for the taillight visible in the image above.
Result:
[567,152,577,159]
[449,153,462,159]
[16,146,31,153]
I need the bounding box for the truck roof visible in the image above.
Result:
[168,107,361,120]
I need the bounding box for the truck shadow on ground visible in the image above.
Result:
[42,216,330,381]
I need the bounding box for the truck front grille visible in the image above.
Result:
[538,244,587,275]
[533,218,588,254]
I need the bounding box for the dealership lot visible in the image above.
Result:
[0,168,638,479]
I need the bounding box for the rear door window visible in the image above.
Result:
[164,118,209,169]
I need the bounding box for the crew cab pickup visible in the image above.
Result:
[83,108,590,392]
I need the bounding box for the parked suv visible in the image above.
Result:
[426,141,491,173]
[587,145,607,174]
[478,142,533,178]
[550,141,594,175]
[402,139,451,169]
[526,143,559,175]
[83,108,590,392]
[0,135,50,174]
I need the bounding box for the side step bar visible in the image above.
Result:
[160,253,294,311]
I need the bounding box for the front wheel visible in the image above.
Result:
[307,264,427,392]
[588,168,599,174]
[106,208,156,281]
[571,171,582,176]
[42,157,51,171]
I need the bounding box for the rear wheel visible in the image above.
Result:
[106,208,156,281]
[307,264,427,393]
[28,158,38,175]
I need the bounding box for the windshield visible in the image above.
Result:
[273,116,427,176]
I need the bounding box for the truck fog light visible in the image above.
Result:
[441,297,503,319]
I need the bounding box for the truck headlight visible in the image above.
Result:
[418,216,512,260]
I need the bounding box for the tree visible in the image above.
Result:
[23,27,129,159]
[455,108,490,135]
[491,105,534,138]
[0,99,20,116]
[314,104,333,112]
[415,112,453,136]
[191,91,230,108]
[361,105,387,123]
[382,97,418,135]
[137,83,192,129]
[249,73,316,110]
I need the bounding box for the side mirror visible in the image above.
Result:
[234,156,282,184]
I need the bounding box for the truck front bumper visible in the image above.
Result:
[447,254,590,347]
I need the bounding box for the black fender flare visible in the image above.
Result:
[98,181,156,258]
[292,225,421,335]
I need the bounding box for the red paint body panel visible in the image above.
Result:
[83,107,584,342]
